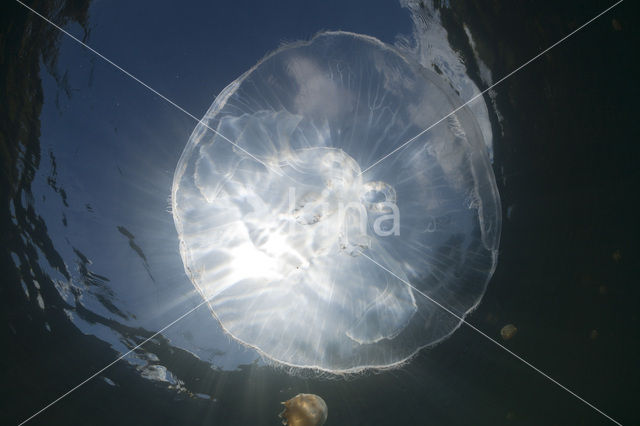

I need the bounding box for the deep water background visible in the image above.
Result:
[1,0,638,425]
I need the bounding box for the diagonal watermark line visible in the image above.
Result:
[14,0,285,178]
[18,298,209,425]
[357,250,622,425]
[15,0,625,425]
[359,0,624,176]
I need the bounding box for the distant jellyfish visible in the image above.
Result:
[172,31,501,373]
[500,324,518,340]
[279,394,328,426]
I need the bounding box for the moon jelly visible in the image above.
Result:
[172,31,501,373]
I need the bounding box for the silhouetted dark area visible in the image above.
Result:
[1,0,637,425]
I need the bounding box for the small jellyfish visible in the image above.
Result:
[500,324,518,340]
[611,249,621,263]
[279,394,328,426]
[172,31,501,373]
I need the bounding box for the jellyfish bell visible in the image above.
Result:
[172,31,501,373]
[279,393,328,426]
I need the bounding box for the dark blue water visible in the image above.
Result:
[2,0,637,425]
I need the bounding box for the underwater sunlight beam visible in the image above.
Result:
[14,1,625,424]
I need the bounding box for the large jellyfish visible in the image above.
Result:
[172,31,501,373]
